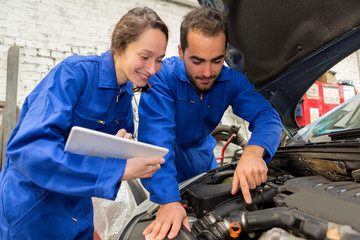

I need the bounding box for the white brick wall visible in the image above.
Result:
[0,0,194,106]
[331,52,360,92]
[1,0,359,139]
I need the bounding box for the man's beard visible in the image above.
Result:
[185,66,218,92]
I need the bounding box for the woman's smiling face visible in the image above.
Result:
[114,28,167,87]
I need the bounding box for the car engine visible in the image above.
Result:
[180,165,360,240]
[121,160,360,240]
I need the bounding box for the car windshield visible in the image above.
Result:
[296,94,360,142]
[312,94,360,135]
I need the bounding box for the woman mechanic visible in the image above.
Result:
[0,7,168,239]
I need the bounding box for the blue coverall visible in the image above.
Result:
[0,51,133,239]
[138,56,283,204]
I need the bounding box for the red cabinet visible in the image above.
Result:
[296,81,356,127]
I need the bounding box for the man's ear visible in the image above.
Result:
[114,49,122,56]
[178,44,184,61]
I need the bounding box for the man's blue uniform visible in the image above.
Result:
[0,51,133,239]
[138,56,282,204]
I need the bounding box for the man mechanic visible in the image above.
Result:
[139,6,282,240]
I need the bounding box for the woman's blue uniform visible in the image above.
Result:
[0,50,133,239]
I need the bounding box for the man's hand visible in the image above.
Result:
[231,145,267,204]
[143,202,190,240]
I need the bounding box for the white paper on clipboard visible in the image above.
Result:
[64,126,168,159]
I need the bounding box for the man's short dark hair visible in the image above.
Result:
[180,6,229,52]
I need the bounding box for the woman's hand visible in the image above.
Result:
[114,128,165,180]
[115,128,133,140]
[121,157,165,180]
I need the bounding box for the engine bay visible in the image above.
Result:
[121,161,360,240]
[183,165,360,239]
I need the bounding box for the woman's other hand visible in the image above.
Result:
[121,157,165,180]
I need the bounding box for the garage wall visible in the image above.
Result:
[0,0,359,158]
[0,0,195,106]
[331,52,360,92]
[1,0,359,106]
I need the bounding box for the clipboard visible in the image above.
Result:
[64,126,169,159]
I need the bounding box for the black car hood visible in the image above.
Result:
[199,0,360,134]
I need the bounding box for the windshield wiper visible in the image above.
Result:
[328,128,360,141]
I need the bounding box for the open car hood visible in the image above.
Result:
[199,0,360,134]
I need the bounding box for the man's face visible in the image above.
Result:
[178,30,226,92]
